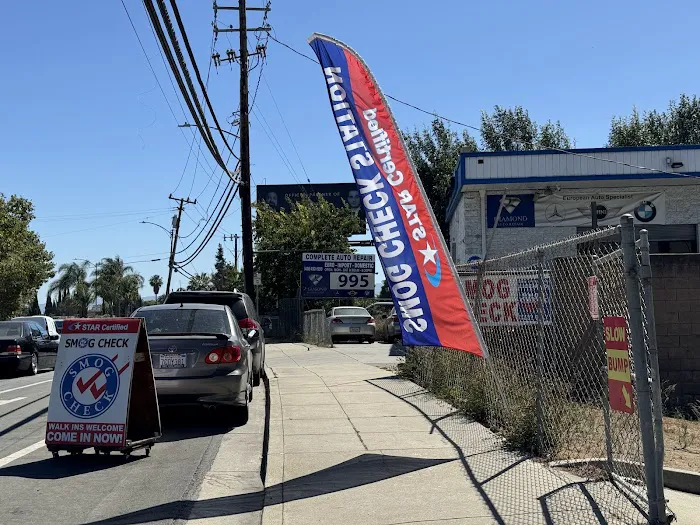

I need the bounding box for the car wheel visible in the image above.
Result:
[367,338,374,344]
[27,353,38,376]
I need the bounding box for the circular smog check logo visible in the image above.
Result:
[60,354,120,419]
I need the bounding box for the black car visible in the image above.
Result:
[0,321,58,375]
[164,291,266,386]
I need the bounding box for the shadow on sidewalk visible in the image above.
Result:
[368,376,648,525]
[80,453,453,525]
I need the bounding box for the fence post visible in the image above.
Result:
[621,215,662,524]
[593,257,616,473]
[535,248,546,456]
[639,229,667,520]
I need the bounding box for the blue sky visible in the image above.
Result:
[2,0,699,304]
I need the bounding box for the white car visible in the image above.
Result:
[12,315,61,344]
[328,307,376,344]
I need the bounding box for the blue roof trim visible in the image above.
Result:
[445,159,464,223]
[462,172,694,185]
[460,144,700,157]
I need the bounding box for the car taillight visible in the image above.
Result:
[205,345,241,364]
[7,345,21,354]
[238,318,257,330]
[367,317,375,325]
[331,318,343,324]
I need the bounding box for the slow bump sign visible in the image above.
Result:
[604,316,634,414]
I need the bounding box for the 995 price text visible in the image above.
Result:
[330,272,373,290]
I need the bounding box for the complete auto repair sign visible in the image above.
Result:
[46,319,140,447]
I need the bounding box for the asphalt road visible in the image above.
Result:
[0,368,252,525]
[0,342,400,525]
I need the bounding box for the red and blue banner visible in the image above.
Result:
[309,34,484,356]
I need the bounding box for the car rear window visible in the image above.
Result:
[165,294,249,320]
[55,320,63,333]
[138,309,231,335]
[334,308,370,316]
[0,322,24,337]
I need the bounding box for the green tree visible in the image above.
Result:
[213,244,227,290]
[44,293,54,316]
[254,195,362,303]
[0,194,54,320]
[149,275,163,300]
[608,94,700,146]
[187,272,213,291]
[27,294,41,315]
[378,279,391,299]
[48,260,92,316]
[404,119,478,241]
[92,256,144,316]
[480,105,571,151]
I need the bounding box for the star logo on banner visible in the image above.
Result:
[419,242,438,265]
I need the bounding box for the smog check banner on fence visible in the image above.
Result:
[308,33,483,356]
[45,319,140,448]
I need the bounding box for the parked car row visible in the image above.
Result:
[327,302,403,345]
[0,315,61,375]
[132,290,266,425]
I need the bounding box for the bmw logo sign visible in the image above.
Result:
[60,354,120,419]
[635,201,656,223]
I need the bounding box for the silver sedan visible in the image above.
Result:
[328,306,376,344]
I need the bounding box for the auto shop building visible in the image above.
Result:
[446,145,700,263]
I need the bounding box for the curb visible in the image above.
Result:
[550,458,700,495]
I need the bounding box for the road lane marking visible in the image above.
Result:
[0,379,52,395]
[0,440,46,468]
[0,397,27,406]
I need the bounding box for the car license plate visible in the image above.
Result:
[350,327,361,333]
[159,354,187,368]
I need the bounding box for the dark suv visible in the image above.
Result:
[164,290,266,386]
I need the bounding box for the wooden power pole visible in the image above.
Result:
[166,194,197,295]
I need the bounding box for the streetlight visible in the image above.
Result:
[140,220,173,240]
[178,123,239,139]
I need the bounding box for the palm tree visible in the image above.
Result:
[149,275,163,301]
[92,256,144,316]
[48,260,92,315]
[187,273,213,291]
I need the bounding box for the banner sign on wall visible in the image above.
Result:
[535,192,666,227]
[462,272,552,327]
[488,192,666,228]
[257,183,366,234]
[301,253,375,298]
[309,34,483,356]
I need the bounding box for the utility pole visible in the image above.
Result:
[224,233,240,269]
[213,0,270,296]
[166,194,197,295]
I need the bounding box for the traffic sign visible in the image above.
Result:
[301,253,375,298]
[254,273,262,286]
[604,316,634,414]
[45,318,161,453]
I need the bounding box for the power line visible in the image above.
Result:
[251,107,303,185]
[269,34,696,181]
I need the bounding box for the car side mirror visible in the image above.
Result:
[247,329,258,340]
[50,334,60,341]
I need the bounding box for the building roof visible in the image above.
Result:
[445,144,700,223]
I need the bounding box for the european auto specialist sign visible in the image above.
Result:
[604,316,634,414]
[45,318,155,448]
[462,272,552,326]
[301,253,375,298]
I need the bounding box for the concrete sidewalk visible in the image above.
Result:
[261,343,700,525]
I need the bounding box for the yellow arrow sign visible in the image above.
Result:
[622,384,631,408]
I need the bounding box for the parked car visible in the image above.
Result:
[366,301,394,319]
[131,303,254,424]
[54,319,64,334]
[386,308,402,344]
[12,315,61,344]
[0,320,57,375]
[327,306,375,343]
[164,290,266,386]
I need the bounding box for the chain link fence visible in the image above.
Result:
[391,217,668,524]
[302,309,332,347]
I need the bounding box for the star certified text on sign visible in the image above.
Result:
[301,253,375,298]
[604,316,634,414]
[308,34,483,356]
